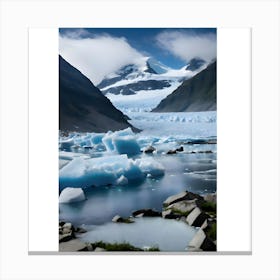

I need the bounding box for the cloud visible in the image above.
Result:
[59,33,144,85]
[156,30,216,63]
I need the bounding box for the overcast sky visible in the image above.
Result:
[59,28,216,85]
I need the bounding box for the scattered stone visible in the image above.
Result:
[186,207,209,227]
[59,239,88,252]
[163,191,203,207]
[188,229,216,251]
[59,232,73,243]
[59,221,65,227]
[132,208,161,217]
[112,215,123,223]
[143,145,156,154]
[75,227,87,234]
[161,209,180,219]
[112,215,134,223]
[176,146,184,152]
[83,146,93,150]
[166,199,197,214]
[198,150,213,154]
[186,207,201,225]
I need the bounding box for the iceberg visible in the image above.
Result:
[102,128,140,156]
[59,187,86,203]
[59,154,165,189]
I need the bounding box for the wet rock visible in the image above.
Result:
[143,145,156,154]
[186,207,209,227]
[161,209,180,219]
[59,232,73,243]
[163,191,203,207]
[112,215,124,223]
[59,239,88,252]
[176,146,184,152]
[166,199,197,214]
[188,229,216,251]
[112,215,134,223]
[167,149,177,155]
[75,227,87,234]
[132,208,161,217]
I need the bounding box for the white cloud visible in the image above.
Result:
[156,30,216,63]
[59,34,144,85]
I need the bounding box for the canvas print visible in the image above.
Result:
[58,28,217,252]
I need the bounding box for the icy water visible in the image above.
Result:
[59,111,216,250]
[59,151,216,225]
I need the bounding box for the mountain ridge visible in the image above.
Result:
[152,61,216,112]
[59,55,137,133]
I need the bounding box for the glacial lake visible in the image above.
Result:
[59,151,216,226]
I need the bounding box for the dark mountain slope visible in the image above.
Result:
[59,55,136,132]
[152,61,216,112]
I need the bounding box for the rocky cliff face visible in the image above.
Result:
[153,61,216,112]
[59,55,136,133]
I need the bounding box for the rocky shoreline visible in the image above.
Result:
[59,190,216,252]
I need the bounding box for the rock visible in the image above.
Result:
[186,207,209,227]
[132,209,161,217]
[186,207,201,225]
[143,145,156,154]
[59,232,73,243]
[188,229,216,251]
[204,192,217,204]
[176,146,184,152]
[75,227,87,234]
[167,149,177,155]
[200,219,208,230]
[83,146,93,150]
[167,199,197,214]
[161,209,180,219]
[59,239,88,252]
[62,227,72,235]
[59,221,65,227]
[112,215,123,222]
[94,247,106,252]
[112,215,133,223]
[163,191,203,206]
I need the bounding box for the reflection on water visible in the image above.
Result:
[59,151,216,226]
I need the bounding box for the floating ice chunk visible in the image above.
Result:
[59,154,164,189]
[59,187,86,203]
[136,157,165,177]
[59,138,74,151]
[115,175,128,185]
[102,128,140,156]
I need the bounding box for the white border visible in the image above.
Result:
[1,0,279,279]
[28,27,252,253]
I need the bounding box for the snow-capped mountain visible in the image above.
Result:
[97,57,206,113]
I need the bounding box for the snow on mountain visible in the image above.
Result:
[97,57,206,113]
